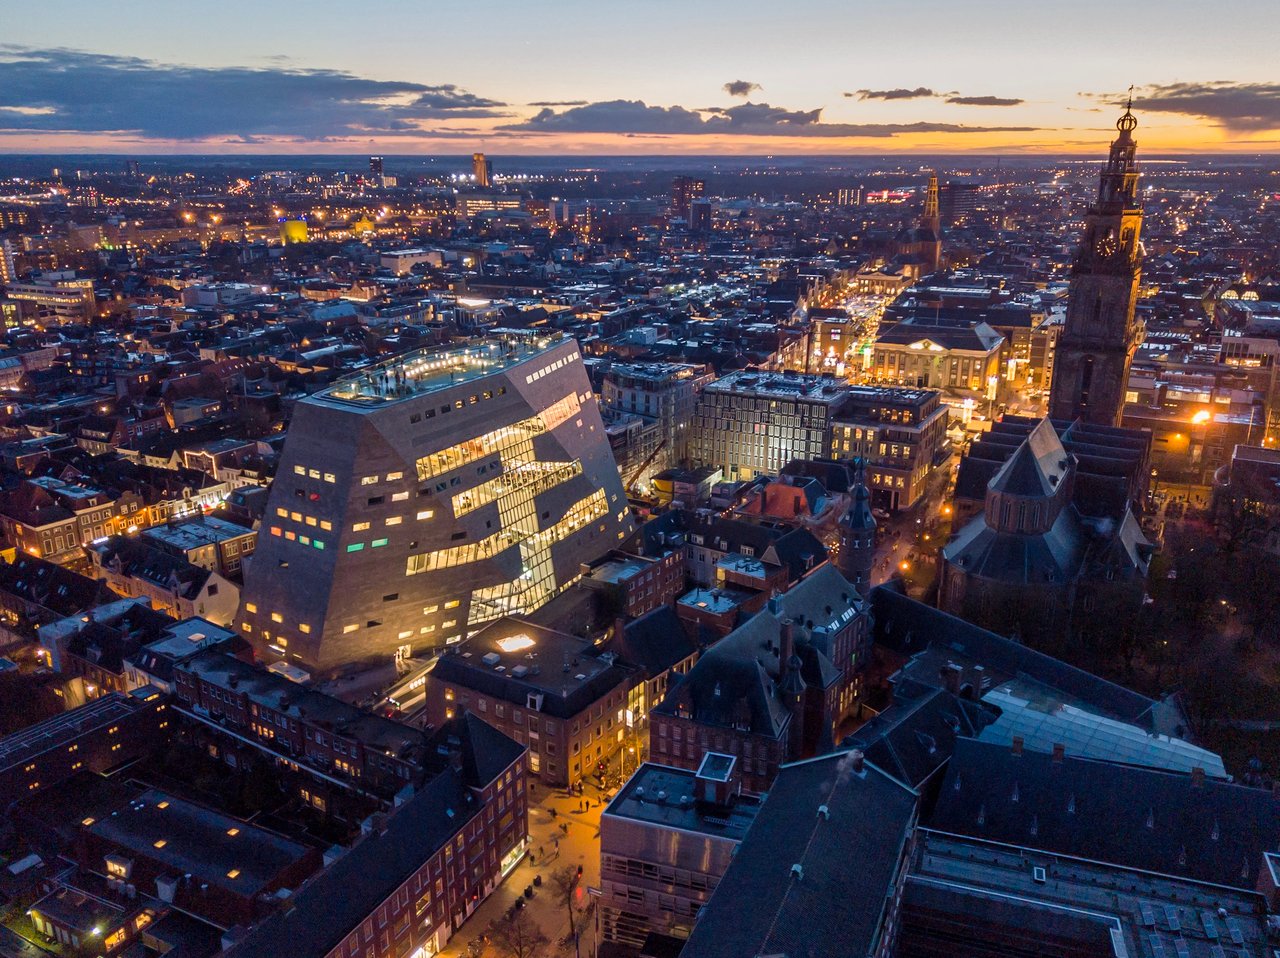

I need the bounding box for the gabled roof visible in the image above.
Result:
[681,752,918,958]
[226,770,482,958]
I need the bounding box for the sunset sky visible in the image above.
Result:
[4,0,1280,155]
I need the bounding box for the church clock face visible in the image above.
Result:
[1094,233,1119,258]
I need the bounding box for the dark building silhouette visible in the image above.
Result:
[1049,103,1145,426]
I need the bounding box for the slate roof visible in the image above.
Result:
[987,419,1071,498]
[603,605,697,678]
[929,739,1280,890]
[942,503,1085,585]
[869,587,1182,735]
[681,752,918,958]
[225,770,480,958]
[843,681,995,790]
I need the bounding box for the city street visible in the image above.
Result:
[438,782,610,958]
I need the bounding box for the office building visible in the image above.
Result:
[689,371,850,481]
[900,826,1272,958]
[598,756,761,947]
[421,617,639,787]
[4,276,95,324]
[235,333,634,676]
[368,155,383,178]
[681,749,919,958]
[472,152,492,187]
[689,198,712,233]
[829,386,948,510]
[671,176,705,221]
[601,361,713,486]
[1049,105,1146,426]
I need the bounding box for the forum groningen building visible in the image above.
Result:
[236,333,634,675]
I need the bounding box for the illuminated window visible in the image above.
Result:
[392,491,410,502]
[270,526,282,536]
[245,603,258,614]
[385,517,402,526]
[347,543,365,553]
[227,828,240,836]
[276,508,288,518]
[361,476,378,486]
[308,468,320,479]
[294,465,306,476]
[157,801,169,809]
[323,473,336,483]
[290,511,302,522]
[313,540,325,550]
[320,520,332,531]
[305,516,317,527]
[241,623,251,633]
[82,817,95,826]
[386,471,403,481]
[353,522,371,532]
[271,613,283,623]
[153,840,167,848]
[227,869,241,879]
[300,623,311,634]
[417,510,434,521]
[343,624,359,634]
[371,538,389,548]
[444,599,460,609]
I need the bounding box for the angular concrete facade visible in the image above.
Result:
[237,334,633,675]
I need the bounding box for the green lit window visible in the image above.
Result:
[313,540,325,550]
[347,543,365,553]
[371,538,389,548]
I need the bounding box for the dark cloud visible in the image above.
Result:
[503,99,1039,137]
[723,80,762,98]
[849,87,936,101]
[1121,81,1280,132]
[527,100,588,107]
[0,45,507,139]
[946,95,1024,107]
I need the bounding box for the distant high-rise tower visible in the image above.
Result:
[1048,101,1145,427]
[918,172,942,272]
[671,176,705,221]
[473,152,493,187]
[836,459,877,597]
[689,199,712,233]
[369,155,384,177]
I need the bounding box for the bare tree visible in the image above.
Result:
[490,908,549,958]
[549,866,583,958]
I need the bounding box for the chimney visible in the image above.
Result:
[1012,736,1024,757]
[1191,767,1205,788]
[941,663,963,696]
[849,749,865,775]
[778,619,795,679]
[613,616,626,642]
[1051,743,1065,765]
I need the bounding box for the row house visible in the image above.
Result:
[224,713,528,958]
[87,536,241,625]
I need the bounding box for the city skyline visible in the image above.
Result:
[3,0,1280,155]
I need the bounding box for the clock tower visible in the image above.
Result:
[1048,100,1145,427]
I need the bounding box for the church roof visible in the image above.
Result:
[988,418,1071,499]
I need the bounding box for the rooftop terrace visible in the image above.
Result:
[317,332,567,407]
